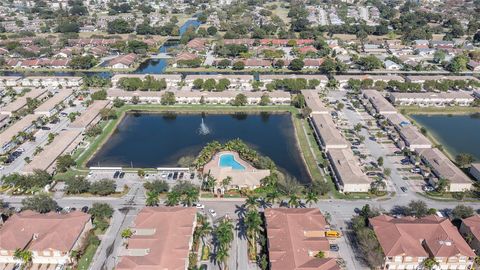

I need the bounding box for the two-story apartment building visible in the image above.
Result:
[370,215,475,270]
[265,208,340,270]
[0,211,92,266]
[116,207,197,270]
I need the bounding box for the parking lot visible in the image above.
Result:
[86,169,203,188]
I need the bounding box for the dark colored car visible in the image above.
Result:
[113,171,120,178]
[330,244,339,252]
[400,186,408,192]
[119,172,125,179]
[173,172,178,180]
[81,206,89,213]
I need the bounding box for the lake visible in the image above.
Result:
[410,113,480,160]
[87,112,311,183]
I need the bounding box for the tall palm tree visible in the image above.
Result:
[304,190,319,207]
[244,210,262,246]
[215,218,234,250]
[145,191,159,206]
[288,194,300,208]
[197,220,212,245]
[244,194,260,210]
[165,191,180,206]
[215,245,229,270]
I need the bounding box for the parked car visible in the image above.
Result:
[194,204,205,209]
[173,172,178,180]
[41,126,51,130]
[400,186,408,192]
[209,209,217,217]
[190,173,195,180]
[179,172,184,179]
[161,173,167,179]
[113,171,120,179]
[168,173,173,179]
[119,172,125,179]
[411,168,421,174]
[330,244,339,252]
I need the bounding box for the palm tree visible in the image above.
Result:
[165,191,180,206]
[221,176,232,191]
[304,190,319,207]
[146,191,159,206]
[244,194,260,210]
[215,218,234,249]
[204,175,217,193]
[215,245,229,270]
[288,194,300,208]
[181,188,199,207]
[13,249,32,269]
[244,210,262,246]
[266,190,280,205]
[197,220,212,245]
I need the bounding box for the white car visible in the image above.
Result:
[195,204,205,209]
[209,209,217,217]
[17,148,25,152]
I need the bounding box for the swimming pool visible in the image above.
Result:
[219,154,246,170]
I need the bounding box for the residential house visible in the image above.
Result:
[107,53,137,69]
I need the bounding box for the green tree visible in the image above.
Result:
[288,58,304,71]
[232,61,245,70]
[56,154,75,172]
[448,55,469,73]
[88,203,114,220]
[357,55,383,71]
[22,193,58,213]
[165,191,181,206]
[65,176,90,194]
[455,153,474,168]
[107,19,133,34]
[89,179,116,196]
[451,205,474,220]
[146,191,159,206]
[304,190,319,207]
[287,194,300,208]
[13,249,32,269]
[232,93,248,106]
[160,91,176,105]
[143,180,169,194]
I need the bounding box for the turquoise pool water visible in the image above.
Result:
[219,154,246,170]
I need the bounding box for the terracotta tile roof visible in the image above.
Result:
[0,210,91,252]
[175,52,198,61]
[370,215,475,258]
[265,208,340,270]
[116,207,197,270]
[462,215,480,242]
[108,53,137,66]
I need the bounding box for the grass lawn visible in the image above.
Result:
[76,242,99,270]
[399,106,480,115]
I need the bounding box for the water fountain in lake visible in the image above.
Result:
[199,118,210,135]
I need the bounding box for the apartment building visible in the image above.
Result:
[0,211,92,265]
[265,208,340,270]
[370,215,475,270]
[389,92,475,107]
[116,207,197,270]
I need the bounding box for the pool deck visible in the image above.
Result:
[203,151,270,190]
